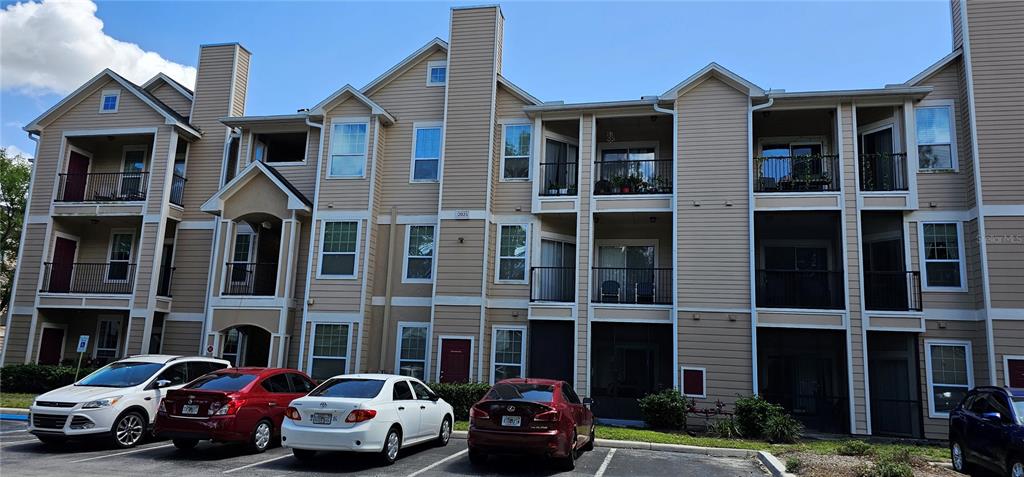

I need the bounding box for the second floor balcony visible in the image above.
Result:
[56,172,150,202]
[755,269,845,309]
[223,262,278,296]
[594,158,673,195]
[859,153,909,192]
[40,262,137,294]
[754,154,840,193]
[592,267,673,305]
[864,270,922,312]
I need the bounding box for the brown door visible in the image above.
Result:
[50,237,77,292]
[38,327,65,364]
[439,339,471,383]
[63,151,90,201]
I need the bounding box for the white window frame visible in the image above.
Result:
[501,122,532,181]
[317,220,361,279]
[119,145,149,199]
[105,228,136,284]
[306,322,352,378]
[1004,355,1024,388]
[426,60,447,86]
[394,322,430,379]
[495,223,530,284]
[924,339,974,418]
[255,130,309,166]
[327,118,370,179]
[918,221,967,292]
[680,366,707,399]
[914,100,959,172]
[92,317,122,359]
[490,325,527,385]
[402,224,436,284]
[99,89,120,113]
[409,122,442,183]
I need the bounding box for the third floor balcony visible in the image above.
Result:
[753,108,840,194]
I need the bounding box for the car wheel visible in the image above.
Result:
[111,411,146,449]
[436,417,452,447]
[557,431,578,471]
[36,435,67,445]
[1008,457,1024,477]
[581,424,595,452]
[951,440,969,474]
[380,427,401,465]
[468,448,488,466]
[292,448,316,461]
[172,438,198,450]
[248,420,273,453]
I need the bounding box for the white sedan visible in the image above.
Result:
[281,374,454,464]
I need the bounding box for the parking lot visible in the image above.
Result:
[0,419,766,476]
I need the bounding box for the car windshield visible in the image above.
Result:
[187,373,257,392]
[77,362,164,388]
[309,378,384,398]
[485,383,555,402]
[1013,398,1024,425]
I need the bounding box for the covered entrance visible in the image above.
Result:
[590,322,673,420]
[867,331,923,438]
[221,325,272,367]
[528,320,574,384]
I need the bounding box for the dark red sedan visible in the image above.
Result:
[155,367,315,453]
[468,378,595,470]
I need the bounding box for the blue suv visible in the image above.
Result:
[948,386,1024,476]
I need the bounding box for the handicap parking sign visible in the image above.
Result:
[77,335,89,353]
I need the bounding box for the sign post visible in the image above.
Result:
[75,335,89,381]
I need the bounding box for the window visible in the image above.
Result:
[925,341,973,417]
[502,124,531,180]
[426,61,447,86]
[255,132,307,163]
[99,90,120,113]
[497,225,528,282]
[491,327,525,383]
[681,367,706,398]
[154,363,189,388]
[94,318,121,360]
[404,225,435,282]
[319,221,359,277]
[1005,356,1024,388]
[120,146,147,199]
[396,323,428,379]
[309,323,350,380]
[409,381,436,401]
[229,232,254,283]
[411,125,441,181]
[392,381,415,400]
[921,222,965,290]
[106,232,134,281]
[916,105,956,171]
[286,373,315,393]
[188,373,256,392]
[261,374,292,393]
[329,122,368,177]
[562,384,582,404]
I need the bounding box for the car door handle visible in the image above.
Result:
[420,405,426,410]
[398,406,405,411]
[269,402,277,407]
[144,397,152,401]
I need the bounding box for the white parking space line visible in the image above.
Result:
[222,454,291,474]
[406,448,469,477]
[0,438,38,446]
[594,448,616,477]
[69,443,173,463]
[0,429,30,435]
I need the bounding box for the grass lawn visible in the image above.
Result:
[454,421,948,462]
[0,392,36,409]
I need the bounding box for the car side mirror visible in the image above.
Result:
[155,379,172,388]
[981,411,1003,422]
[430,395,440,402]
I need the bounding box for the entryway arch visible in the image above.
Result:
[220,325,272,367]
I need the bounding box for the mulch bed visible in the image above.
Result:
[779,451,962,477]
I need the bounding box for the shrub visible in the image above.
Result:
[854,459,914,477]
[734,394,781,439]
[837,440,875,456]
[785,456,804,474]
[637,389,691,430]
[762,412,803,444]
[879,446,916,465]
[428,382,491,421]
[0,364,99,393]
[706,415,742,438]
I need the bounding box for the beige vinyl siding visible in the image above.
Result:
[907,220,980,310]
[434,220,486,297]
[366,306,430,374]
[169,229,214,313]
[256,128,319,199]
[14,224,46,307]
[292,220,312,300]
[370,224,433,298]
[493,87,532,214]
[676,77,749,309]
[125,316,146,355]
[3,315,32,364]
[966,0,1024,205]
[984,217,1024,309]
[679,312,753,407]
[576,114,593,393]
[919,320,989,440]
[430,305,482,379]
[287,309,304,369]
[841,103,869,434]
[994,320,1024,387]
[317,100,374,209]
[232,50,249,117]
[307,218,368,313]
[148,82,192,117]
[951,0,963,48]
[160,320,201,355]
[915,61,974,210]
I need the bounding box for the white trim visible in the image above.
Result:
[394,322,431,379]
[680,366,707,399]
[923,308,984,321]
[166,312,204,322]
[402,224,436,284]
[142,72,194,100]
[486,298,530,309]
[98,89,120,113]
[982,204,1024,217]
[426,60,447,87]
[660,62,764,99]
[433,295,482,306]
[316,219,361,279]
[500,123,533,181]
[371,296,433,307]
[306,322,354,378]
[326,118,371,179]
[914,100,959,172]
[376,214,438,225]
[409,122,443,183]
[178,220,216,230]
[906,49,962,86]
[495,223,530,284]
[923,339,974,419]
[991,308,1024,321]
[36,323,68,364]
[104,228,137,284]
[918,221,968,292]
[489,325,528,385]
[305,312,363,323]
[310,86,395,123]
[434,335,475,383]
[1003,355,1024,387]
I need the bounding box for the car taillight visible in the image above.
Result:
[285,407,302,421]
[210,399,245,416]
[345,409,377,423]
[534,409,559,422]
[469,406,490,425]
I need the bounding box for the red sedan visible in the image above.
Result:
[155,367,315,453]
[468,378,595,470]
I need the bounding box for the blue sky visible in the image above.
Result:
[0,1,953,158]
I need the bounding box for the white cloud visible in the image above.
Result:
[0,0,196,95]
[3,144,33,160]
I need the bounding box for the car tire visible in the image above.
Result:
[248,420,273,453]
[581,424,595,452]
[172,438,198,450]
[951,439,969,474]
[1008,456,1023,477]
[292,448,316,461]
[110,411,146,449]
[436,416,452,447]
[36,435,67,446]
[468,448,488,466]
[557,431,578,471]
[380,427,401,465]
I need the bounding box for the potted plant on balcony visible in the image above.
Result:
[623,173,644,194]
[546,180,563,195]
[610,175,625,194]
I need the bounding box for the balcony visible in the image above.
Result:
[40,262,136,294]
[530,267,575,302]
[170,174,187,206]
[591,267,672,305]
[55,172,150,202]
[754,155,840,193]
[755,269,844,310]
[859,153,909,192]
[223,262,278,296]
[864,271,922,312]
[594,159,673,195]
[539,162,578,197]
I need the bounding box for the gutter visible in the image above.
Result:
[297,116,324,371]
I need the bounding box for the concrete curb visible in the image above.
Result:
[756,451,795,477]
[0,408,29,421]
[0,408,29,414]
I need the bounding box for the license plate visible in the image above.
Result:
[311,412,333,425]
[500,415,521,427]
[182,404,199,415]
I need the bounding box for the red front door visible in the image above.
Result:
[49,237,78,293]
[38,327,65,364]
[63,151,90,201]
[439,339,471,383]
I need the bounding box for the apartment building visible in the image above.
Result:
[2,1,1021,440]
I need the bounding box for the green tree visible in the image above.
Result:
[0,147,31,316]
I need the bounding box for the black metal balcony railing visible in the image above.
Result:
[170,174,187,206]
[530,267,575,302]
[859,153,909,192]
[223,262,278,296]
[591,267,672,304]
[754,155,840,192]
[157,266,175,297]
[864,271,922,312]
[55,172,150,202]
[40,262,136,294]
[538,162,579,197]
[756,269,845,310]
[593,160,673,195]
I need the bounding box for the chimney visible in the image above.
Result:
[951,0,964,49]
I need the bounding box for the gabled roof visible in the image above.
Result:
[201,160,312,215]
[309,85,395,124]
[361,38,449,96]
[498,75,541,105]
[142,72,194,100]
[905,49,963,86]
[660,62,764,100]
[24,69,200,138]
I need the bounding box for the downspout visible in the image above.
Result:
[652,101,677,391]
[748,94,771,396]
[751,96,774,112]
[298,117,323,370]
[379,207,399,372]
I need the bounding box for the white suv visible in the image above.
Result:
[28,355,230,448]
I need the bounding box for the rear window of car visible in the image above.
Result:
[187,373,257,391]
[485,383,555,402]
[309,378,385,398]
[1012,398,1024,425]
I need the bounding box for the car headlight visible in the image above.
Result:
[81,397,122,409]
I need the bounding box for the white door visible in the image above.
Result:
[391,380,420,442]
[409,380,442,438]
